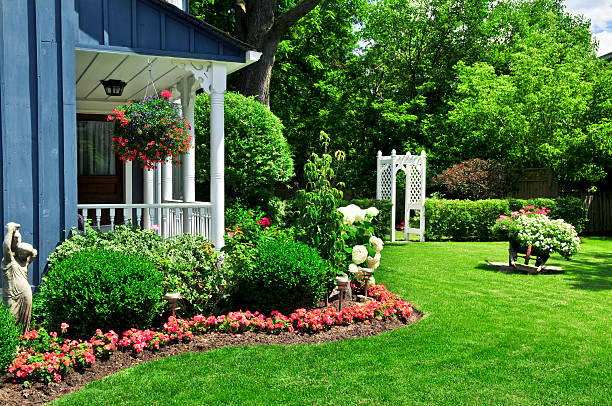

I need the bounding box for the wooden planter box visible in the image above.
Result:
[508,240,550,273]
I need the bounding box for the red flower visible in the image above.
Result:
[161,90,172,98]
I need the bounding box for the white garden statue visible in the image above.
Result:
[2,222,37,334]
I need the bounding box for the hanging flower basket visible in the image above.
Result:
[108,90,191,170]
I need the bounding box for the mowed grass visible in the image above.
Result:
[52,238,612,405]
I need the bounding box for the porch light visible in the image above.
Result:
[101,79,127,96]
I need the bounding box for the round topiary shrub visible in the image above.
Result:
[235,239,331,314]
[0,306,20,373]
[194,91,294,215]
[38,248,164,337]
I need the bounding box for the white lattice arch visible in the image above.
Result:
[376,150,426,242]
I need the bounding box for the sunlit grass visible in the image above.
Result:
[52,238,612,405]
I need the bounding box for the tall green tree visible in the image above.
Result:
[191,0,322,106]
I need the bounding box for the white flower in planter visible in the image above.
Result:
[369,236,384,253]
[348,263,359,274]
[365,207,379,217]
[352,245,368,265]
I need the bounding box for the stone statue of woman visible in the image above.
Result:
[2,222,37,334]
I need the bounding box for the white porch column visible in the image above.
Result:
[161,158,173,202]
[143,168,154,229]
[209,63,227,249]
[179,76,196,203]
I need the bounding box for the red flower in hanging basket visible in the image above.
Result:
[109,96,191,170]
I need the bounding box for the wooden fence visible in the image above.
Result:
[510,168,559,199]
[581,191,612,234]
[510,169,612,233]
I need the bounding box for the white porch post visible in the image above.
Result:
[179,76,196,203]
[161,158,173,202]
[209,63,227,249]
[143,168,154,228]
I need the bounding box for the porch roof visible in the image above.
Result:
[75,0,257,64]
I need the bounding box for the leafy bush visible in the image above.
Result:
[295,132,345,269]
[48,225,164,268]
[234,239,331,314]
[0,306,19,373]
[158,234,230,316]
[38,248,164,337]
[426,197,588,240]
[425,198,510,241]
[195,91,294,215]
[348,198,393,238]
[432,159,512,199]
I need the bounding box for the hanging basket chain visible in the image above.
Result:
[143,58,158,98]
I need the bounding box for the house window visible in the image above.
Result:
[77,120,116,176]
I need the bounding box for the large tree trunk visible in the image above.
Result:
[233,0,321,106]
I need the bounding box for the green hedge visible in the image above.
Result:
[425,197,587,241]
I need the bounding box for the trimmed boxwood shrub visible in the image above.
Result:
[425,196,588,241]
[38,248,164,337]
[0,306,19,373]
[235,239,331,314]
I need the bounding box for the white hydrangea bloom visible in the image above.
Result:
[354,209,366,223]
[366,255,380,270]
[338,206,356,225]
[348,263,358,274]
[370,236,384,253]
[365,207,379,217]
[352,245,368,265]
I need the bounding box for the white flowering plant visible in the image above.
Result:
[338,204,384,278]
[491,206,581,260]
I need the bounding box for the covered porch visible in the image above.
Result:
[73,0,260,248]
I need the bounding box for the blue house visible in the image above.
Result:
[0,0,260,288]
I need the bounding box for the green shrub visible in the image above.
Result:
[158,234,230,316]
[235,239,331,314]
[195,91,294,214]
[348,198,393,238]
[39,248,164,337]
[425,197,588,240]
[49,225,164,268]
[0,306,19,373]
[425,198,510,241]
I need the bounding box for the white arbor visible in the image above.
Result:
[376,150,426,242]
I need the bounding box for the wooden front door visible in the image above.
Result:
[77,114,124,225]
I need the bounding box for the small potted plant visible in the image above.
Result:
[108,90,191,170]
[491,206,581,270]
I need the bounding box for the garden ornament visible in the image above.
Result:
[2,222,37,333]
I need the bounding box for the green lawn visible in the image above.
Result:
[52,238,612,405]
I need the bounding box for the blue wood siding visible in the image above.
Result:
[75,0,249,62]
[0,0,78,288]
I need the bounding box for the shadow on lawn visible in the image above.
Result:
[476,262,565,275]
[562,252,612,291]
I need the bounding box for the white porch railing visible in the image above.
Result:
[77,202,213,240]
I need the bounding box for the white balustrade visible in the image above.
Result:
[77,202,213,240]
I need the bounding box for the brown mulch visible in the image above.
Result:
[0,298,423,406]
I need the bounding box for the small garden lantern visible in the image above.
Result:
[335,274,350,310]
[101,79,127,96]
[163,292,182,317]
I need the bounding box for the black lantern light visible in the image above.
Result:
[101,79,127,97]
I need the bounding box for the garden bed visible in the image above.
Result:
[0,287,422,406]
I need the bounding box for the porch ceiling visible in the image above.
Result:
[76,49,253,113]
